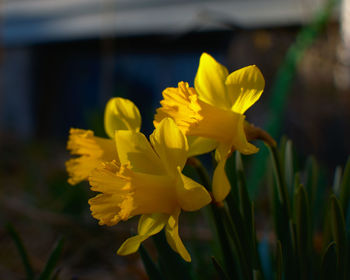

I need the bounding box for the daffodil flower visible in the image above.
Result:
[155,53,265,202]
[88,118,212,262]
[66,97,141,185]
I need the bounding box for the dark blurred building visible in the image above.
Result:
[1,0,346,168]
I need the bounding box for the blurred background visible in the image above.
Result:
[0,0,347,279]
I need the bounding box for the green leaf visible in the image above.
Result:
[304,156,319,205]
[250,203,261,271]
[153,231,193,280]
[279,136,288,163]
[268,145,291,217]
[295,184,310,280]
[236,153,253,234]
[211,204,241,280]
[333,166,342,196]
[6,223,34,280]
[276,241,283,280]
[211,257,230,280]
[284,140,294,198]
[235,152,255,271]
[253,270,263,280]
[139,245,163,280]
[330,195,347,280]
[340,156,350,218]
[288,220,297,257]
[191,157,239,279]
[37,237,64,280]
[269,146,297,280]
[321,242,337,280]
[219,206,251,280]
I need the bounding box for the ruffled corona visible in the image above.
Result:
[155,82,202,134]
[66,128,116,185]
[155,53,268,201]
[66,97,141,185]
[88,118,212,262]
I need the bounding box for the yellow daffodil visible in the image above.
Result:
[155,53,266,202]
[88,118,212,262]
[66,97,141,185]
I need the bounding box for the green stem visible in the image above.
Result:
[219,206,252,280]
[268,145,291,217]
[188,157,211,191]
[189,157,239,279]
[211,204,240,279]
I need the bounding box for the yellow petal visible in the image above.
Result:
[187,136,218,157]
[137,213,169,235]
[115,130,165,175]
[176,167,211,211]
[212,144,231,202]
[165,209,191,262]
[232,116,259,155]
[187,99,243,145]
[66,128,116,185]
[225,65,265,114]
[150,118,188,175]
[132,171,178,215]
[117,213,168,256]
[104,97,141,139]
[194,53,231,110]
[117,235,146,256]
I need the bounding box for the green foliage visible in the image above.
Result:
[37,238,64,280]
[153,231,194,280]
[6,224,35,280]
[139,138,350,280]
[139,245,163,280]
[7,224,64,280]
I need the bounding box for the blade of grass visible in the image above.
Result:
[236,153,253,235]
[219,206,252,280]
[276,241,283,280]
[190,157,240,279]
[211,257,230,280]
[268,145,291,217]
[330,195,347,280]
[37,237,64,280]
[295,184,310,280]
[6,223,34,280]
[153,231,193,280]
[268,145,297,280]
[211,204,241,279]
[250,203,264,278]
[253,270,263,280]
[340,156,350,218]
[304,156,319,230]
[284,140,294,199]
[235,152,255,270]
[139,245,163,280]
[333,166,342,196]
[321,242,337,280]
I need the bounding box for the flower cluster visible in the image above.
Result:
[66,53,270,262]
